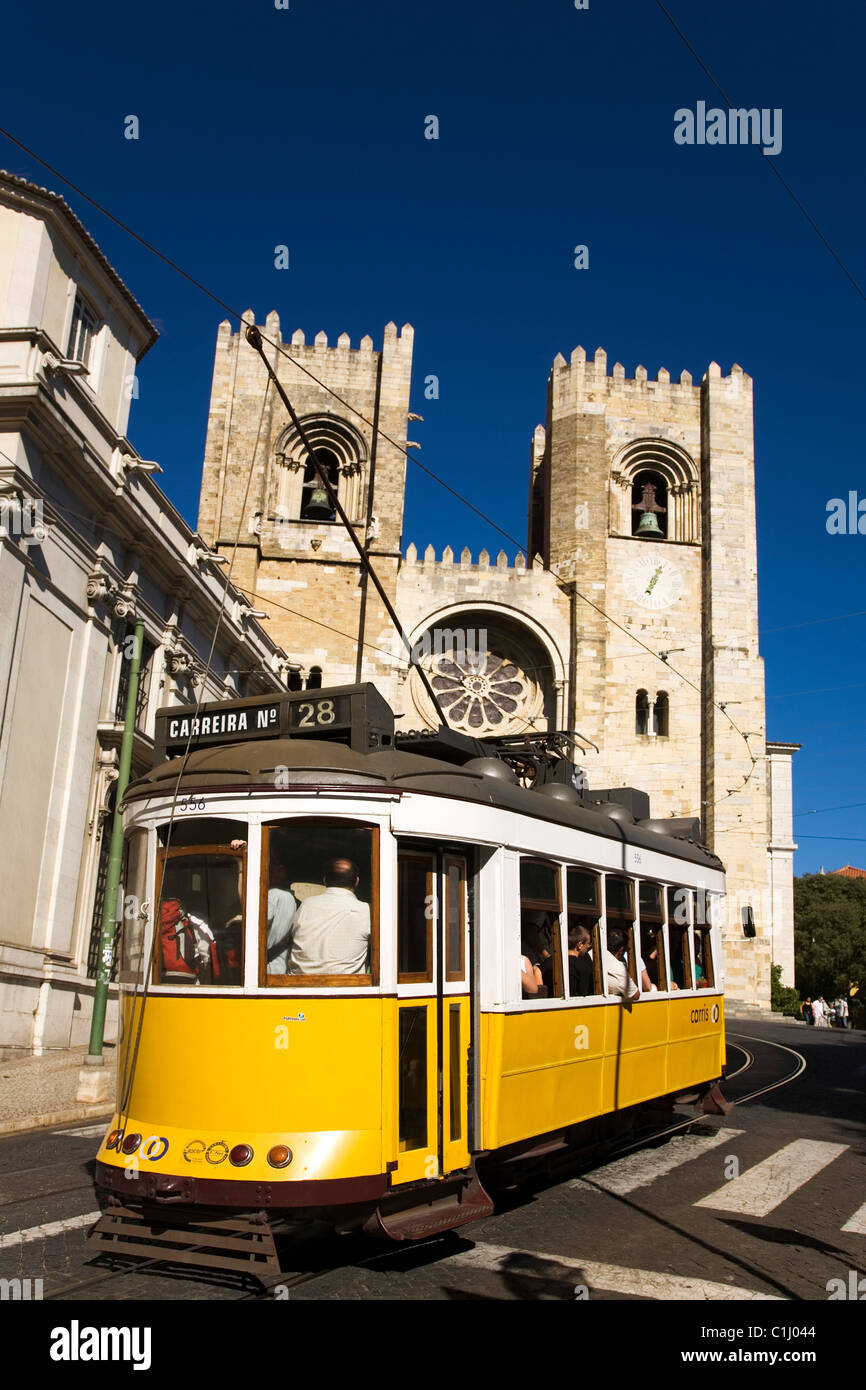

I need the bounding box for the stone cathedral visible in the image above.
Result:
[197,313,798,1008]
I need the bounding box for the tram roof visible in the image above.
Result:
[125,738,723,873]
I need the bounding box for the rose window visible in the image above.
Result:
[429,650,531,733]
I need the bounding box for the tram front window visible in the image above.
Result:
[262,820,378,984]
[155,819,248,987]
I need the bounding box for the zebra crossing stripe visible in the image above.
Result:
[841,1201,866,1235]
[0,1210,100,1249]
[694,1140,848,1217]
[571,1128,745,1196]
[447,1241,783,1300]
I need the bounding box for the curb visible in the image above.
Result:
[0,1104,114,1138]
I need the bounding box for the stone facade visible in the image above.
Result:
[198,320,798,1008]
[0,174,291,1055]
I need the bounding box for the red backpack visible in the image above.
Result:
[160,899,197,979]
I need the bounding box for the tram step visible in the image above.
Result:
[367,1173,495,1242]
[85,1201,281,1277]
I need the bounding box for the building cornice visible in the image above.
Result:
[0,170,159,357]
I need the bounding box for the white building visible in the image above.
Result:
[0,171,295,1054]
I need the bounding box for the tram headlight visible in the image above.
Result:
[105,1129,123,1150]
[267,1145,293,1169]
[121,1133,142,1155]
[229,1144,254,1167]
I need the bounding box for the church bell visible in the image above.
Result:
[635,510,663,537]
[302,480,333,519]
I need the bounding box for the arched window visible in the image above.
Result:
[635,690,650,736]
[631,471,667,539]
[653,691,669,737]
[610,439,699,543]
[300,449,339,521]
[307,666,322,690]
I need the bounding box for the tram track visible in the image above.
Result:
[31,1027,804,1302]
[0,1178,94,1212]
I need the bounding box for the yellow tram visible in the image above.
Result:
[92,683,726,1265]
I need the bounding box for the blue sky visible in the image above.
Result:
[2,0,864,873]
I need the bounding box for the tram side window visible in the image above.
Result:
[398,851,434,983]
[444,855,468,982]
[262,819,378,985]
[566,869,602,997]
[638,882,668,992]
[520,858,564,1000]
[155,819,249,988]
[692,891,715,988]
[119,830,148,983]
[604,876,638,991]
[666,886,692,990]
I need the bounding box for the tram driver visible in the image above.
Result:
[288,857,371,975]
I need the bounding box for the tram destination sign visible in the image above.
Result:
[153,684,394,762]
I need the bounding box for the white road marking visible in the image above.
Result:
[695,1140,848,1217]
[447,1241,783,1301]
[0,1210,100,1250]
[55,1123,108,1138]
[841,1202,866,1235]
[571,1128,745,1196]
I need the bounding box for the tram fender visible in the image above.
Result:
[364,1172,494,1242]
[701,1082,732,1116]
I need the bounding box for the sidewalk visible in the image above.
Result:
[0,1045,116,1136]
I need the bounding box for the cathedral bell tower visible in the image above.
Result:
[531,346,771,1005]
[197,312,414,690]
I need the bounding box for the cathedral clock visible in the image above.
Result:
[624,554,684,610]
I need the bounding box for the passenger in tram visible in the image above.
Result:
[520,952,544,998]
[638,934,664,993]
[266,857,297,974]
[567,924,595,996]
[289,857,371,974]
[693,931,712,988]
[521,911,551,999]
[159,899,220,985]
[605,926,639,1004]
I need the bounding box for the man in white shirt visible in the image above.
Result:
[267,859,297,975]
[289,858,371,975]
[605,926,640,1004]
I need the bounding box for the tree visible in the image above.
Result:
[770,963,800,1017]
[793,874,866,1016]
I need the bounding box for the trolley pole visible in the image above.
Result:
[77,619,145,1103]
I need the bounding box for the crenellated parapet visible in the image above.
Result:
[549,344,750,398]
[199,311,414,559]
[402,543,547,574]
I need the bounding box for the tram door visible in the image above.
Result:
[394,845,472,1184]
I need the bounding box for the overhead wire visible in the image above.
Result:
[0,128,764,801]
[116,376,274,1122]
[653,0,866,301]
